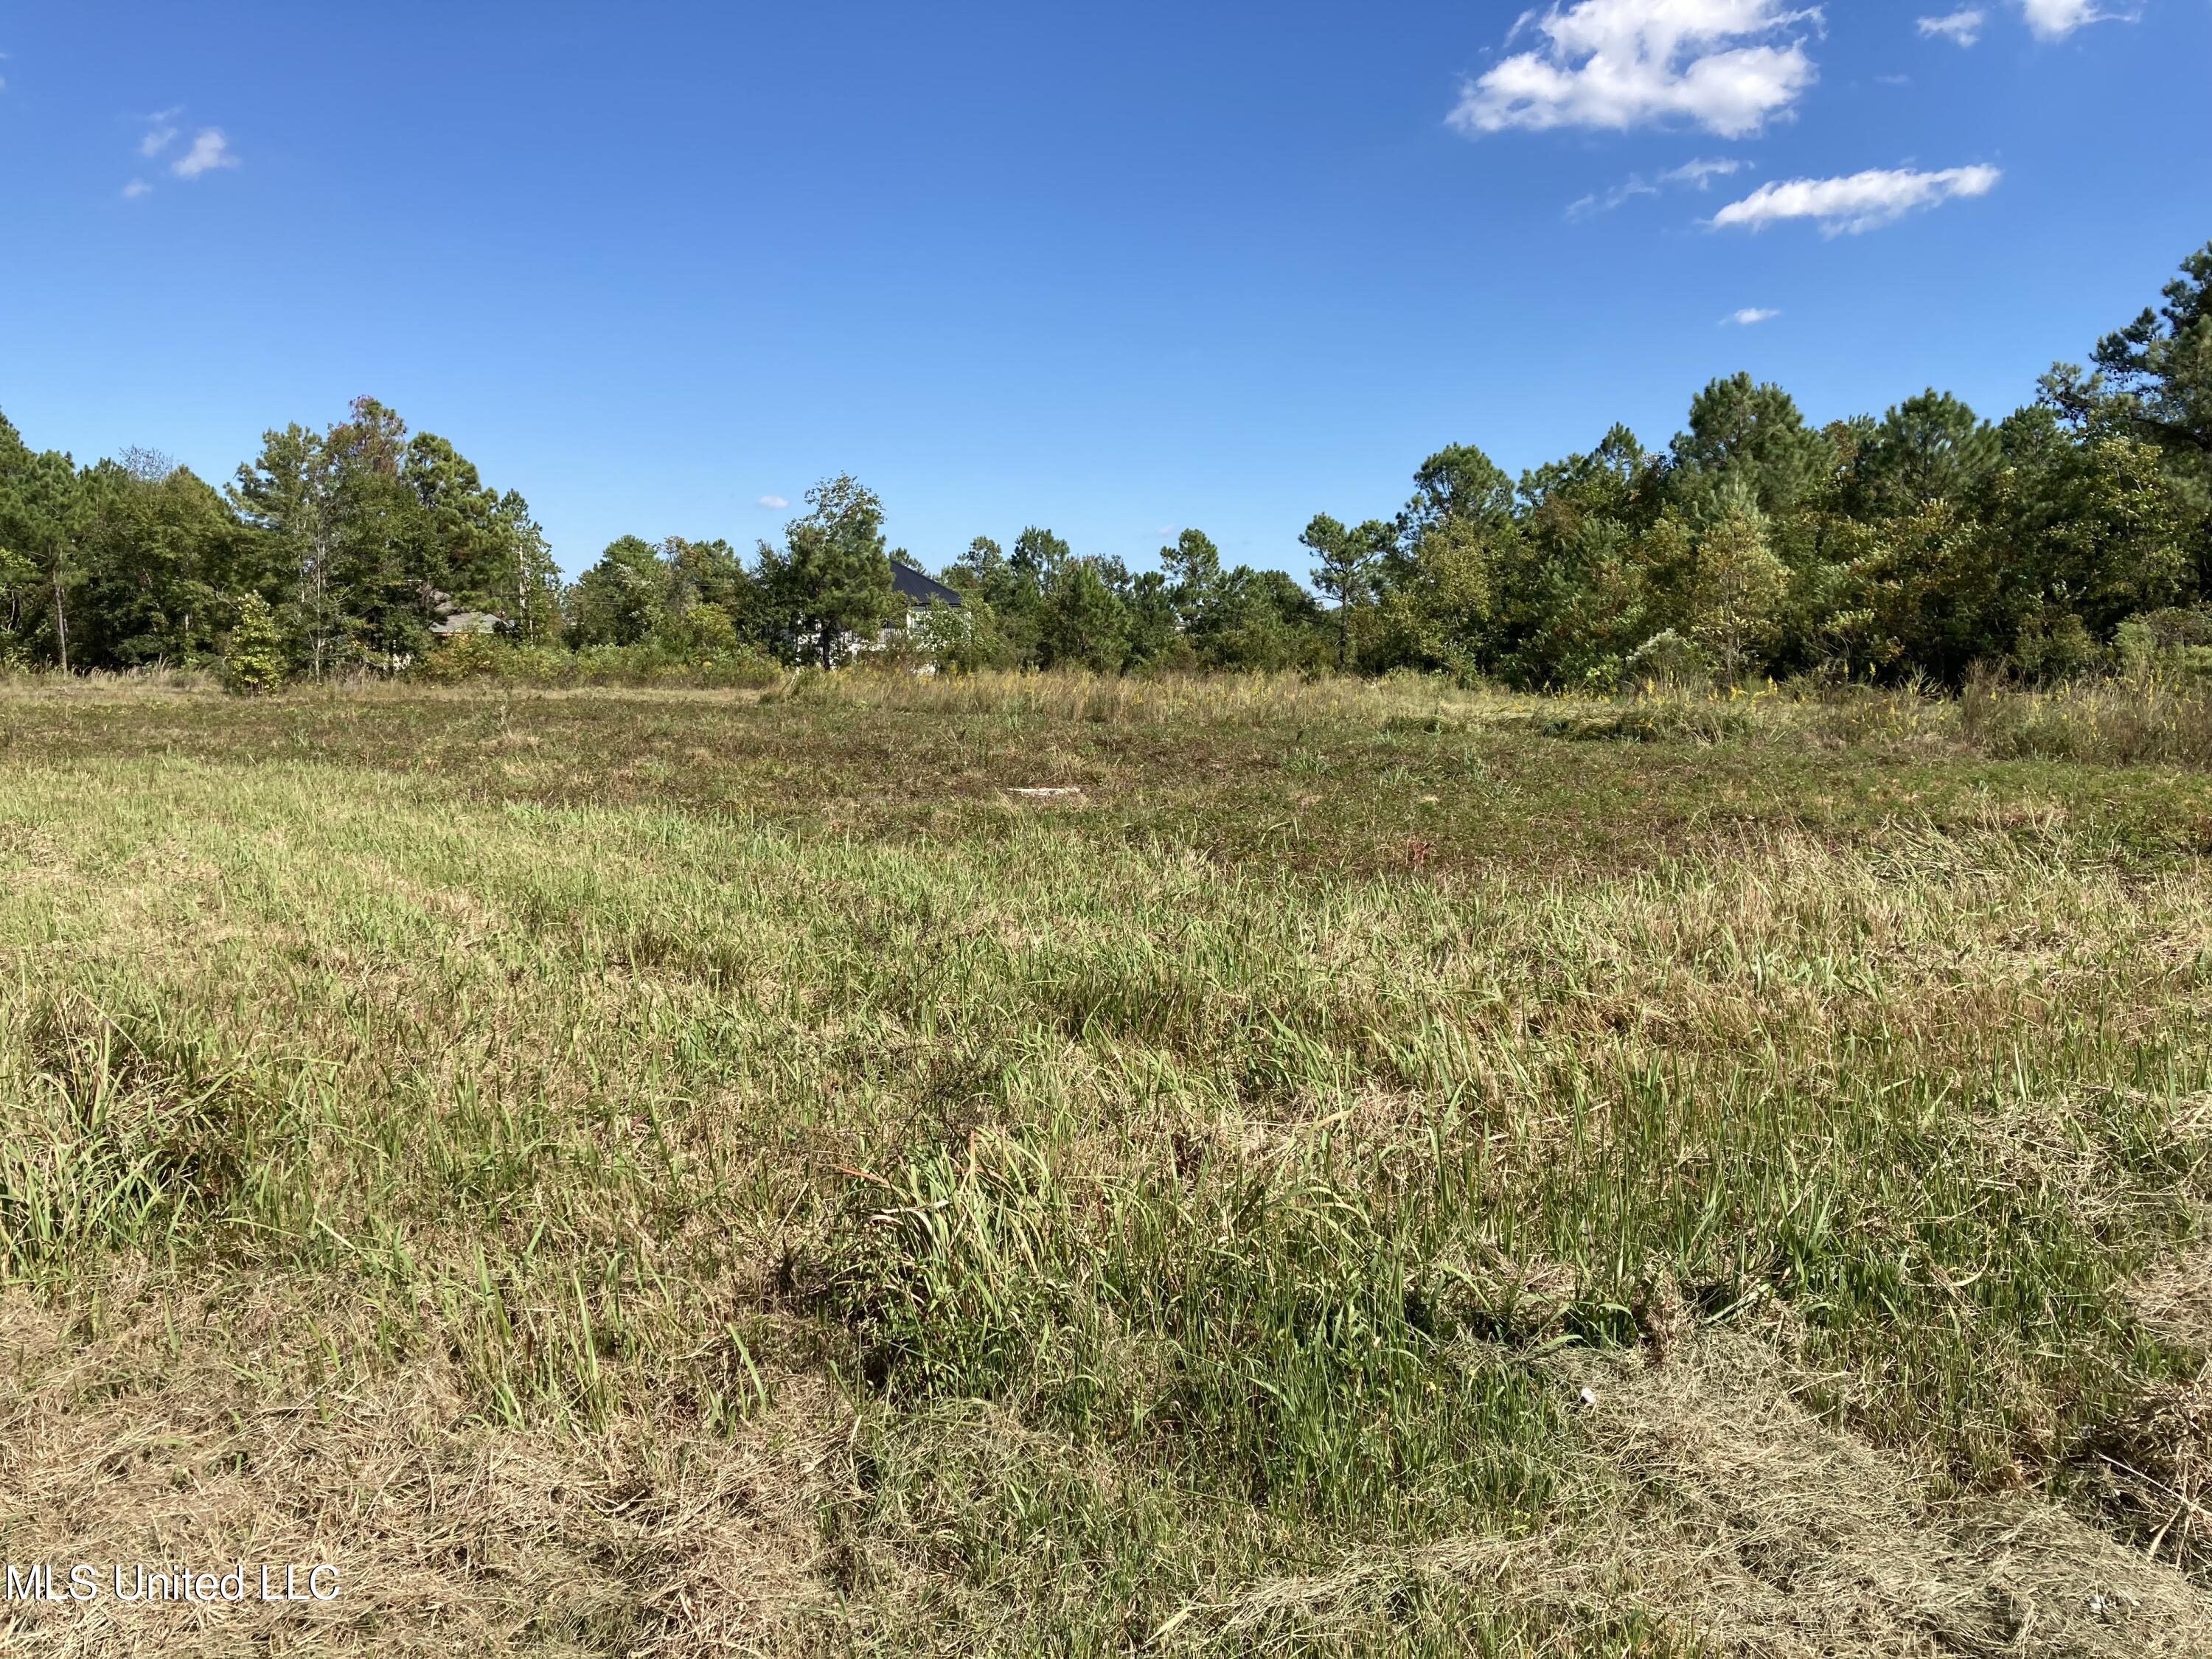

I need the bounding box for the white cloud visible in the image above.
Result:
[1568,175,1661,218]
[1711,163,2000,234]
[1661,156,1747,187]
[1911,4,2140,44]
[1570,155,1745,218]
[1725,307,1781,324]
[1450,0,1822,139]
[1917,9,1986,44]
[122,178,153,200]
[171,128,239,180]
[757,495,789,510]
[136,107,184,153]
[2018,0,2115,38]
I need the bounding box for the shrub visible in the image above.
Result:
[411,635,782,689]
[2115,607,2212,681]
[1621,630,1714,693]
[411,632,512,683]
[222,595,289,695]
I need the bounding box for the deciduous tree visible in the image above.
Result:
[761,476,897,667]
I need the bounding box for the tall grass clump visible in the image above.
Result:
[0,992,288,1274]
[815,1133,1563,1531]
[1961,668,2212,766]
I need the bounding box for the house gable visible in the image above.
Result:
[890,561,961,610]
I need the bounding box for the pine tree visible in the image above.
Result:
[1687,480,1789,682]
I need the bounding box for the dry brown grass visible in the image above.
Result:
[1210,1338,2212,1658]
[0,1275,832,1657]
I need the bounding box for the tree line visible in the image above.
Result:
[1299,239,2211,689]
[0,397,562,678]
[3,239,2206,689]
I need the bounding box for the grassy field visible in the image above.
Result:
[4,670,2212,1657]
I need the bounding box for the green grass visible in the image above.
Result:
[3,671,2211,1655]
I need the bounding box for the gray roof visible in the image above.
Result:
[891,561,961,608]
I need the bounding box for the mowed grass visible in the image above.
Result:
[3,672,2211,1656]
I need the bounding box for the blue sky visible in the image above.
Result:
[1,3,2207,579]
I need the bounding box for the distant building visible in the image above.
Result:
[872,560,961,655]
[890,560,962,630]
[423,588,505,640]
[429,611,501,639]
[796,561,965,664]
